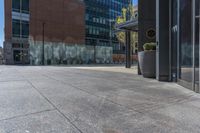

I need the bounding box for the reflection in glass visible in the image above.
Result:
[171,0,178,81]
[179,0,193,83]
[195,0,199,86]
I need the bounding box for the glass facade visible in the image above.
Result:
[12,0,30,38]
[12,0,29,13]
[84,0,131,53]
[171,0,178,81]
[12,0,21,12]
[194,0,200,89]
[12,19,20,38]
[21,0,29,13]
[11,0,30,64]
[179,0,193,83]
[12,19,29,38]
[171,0,200,91]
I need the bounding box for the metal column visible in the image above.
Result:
[125,31,131,68]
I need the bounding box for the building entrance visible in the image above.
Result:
[178,0,193,89]
[171,0,200,92]
[194,0,199,92]
[170,0,178,82]
[13,50,29,64]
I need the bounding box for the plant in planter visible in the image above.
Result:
[138,42,156,78]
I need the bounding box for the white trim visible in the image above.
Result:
[12,11,30,21]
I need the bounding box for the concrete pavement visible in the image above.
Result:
[0,65,200,133]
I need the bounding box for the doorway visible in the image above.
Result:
[171,0,200,92]
[194,0,199,92]
[13,50,29,64]
[170,0,178,82]
[178,0,193,89]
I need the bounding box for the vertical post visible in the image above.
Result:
[109,20,113,47]
[126,31,131,68]
[156,0,170,81]
[199,0,200,93]
[138,0,156,74]
[93,40,97,64]
[42,22,45,65]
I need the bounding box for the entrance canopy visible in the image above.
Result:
[115,19,138,32]
[114,18,138,68]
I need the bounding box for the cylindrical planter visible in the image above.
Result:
[138,50,156,78]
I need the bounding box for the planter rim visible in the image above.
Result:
[138,50,156,54]
[144,50,156,51]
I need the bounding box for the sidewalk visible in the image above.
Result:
[0,65,200,133]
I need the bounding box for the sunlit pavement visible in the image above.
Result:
[0,65,200,133]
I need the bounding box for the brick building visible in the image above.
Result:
[4,0,85,64]
[0,46,3,64]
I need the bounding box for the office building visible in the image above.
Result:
[116,0,200,92]
[4,0,85,64]
[84,0,131,53]
[0,46,3,64]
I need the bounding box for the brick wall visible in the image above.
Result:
[29,0,85,44]
[4,0,12,42]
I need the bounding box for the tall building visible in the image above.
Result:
[117,0,200,92]
[84,0,131,53]
[4,0,85,65]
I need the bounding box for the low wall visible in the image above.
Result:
[0,59,3,65]
[112,54,138,64]
[29,41,113,65]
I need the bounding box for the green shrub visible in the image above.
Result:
[143,42,156,51]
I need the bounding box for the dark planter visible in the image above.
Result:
[138,50,156,78]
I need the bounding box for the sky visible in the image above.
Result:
[0,0,138,48]
[132,0,138,5]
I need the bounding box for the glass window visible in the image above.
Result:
[12,0,20,12]
[12,19,20,37]
[12,0,29,13]
[22,20,29,38]
[12,19,29,38]
[12,43,20,48]
[22,0,29,13]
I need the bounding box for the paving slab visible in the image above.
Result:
[0,65,200,133]
[29,79,139,132]
[0,80,54,120]
[0,110,80,133]
[146,98,200,133]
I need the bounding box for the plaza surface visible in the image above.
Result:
[0,65,200,133]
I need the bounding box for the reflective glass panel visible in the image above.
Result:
[179,0,193,84]
[195,0,199,88]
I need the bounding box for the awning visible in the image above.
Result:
[115,18,138,32]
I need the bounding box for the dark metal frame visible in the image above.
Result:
[170,0,200,92]
[115,19,138,68]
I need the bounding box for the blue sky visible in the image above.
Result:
[132,0,138,5]
[0,0,137,48]
[0,0,4,47]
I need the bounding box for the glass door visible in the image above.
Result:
[172,0,200,92]
[171,0,178,82]
[179,0,193,89]
[194,0,200,92]
[13,50,29,64]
